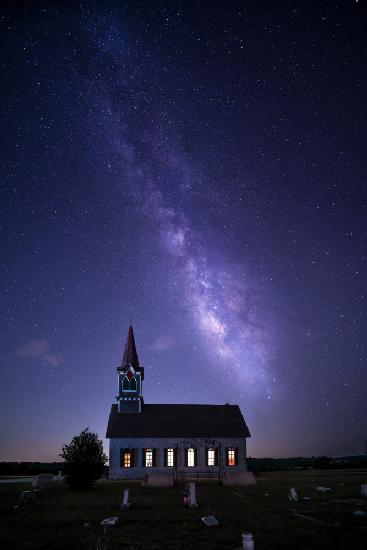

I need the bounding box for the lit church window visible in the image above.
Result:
[145,448,153,467]
[187,448,195,467]
[207,448,215,466]
[227,447,235,466]
[123,449,131,468]
[167,448,174,467]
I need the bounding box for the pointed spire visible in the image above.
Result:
[120,325,140,370]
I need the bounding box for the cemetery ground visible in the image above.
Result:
[0,469,366,549]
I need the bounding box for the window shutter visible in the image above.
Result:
[184,449,188,467]
[120,448,124,467]
[214,447,218,466]
[235,447,239,466]
[225,447,229,466]
[152,448,157,467]
[205,447,209,466]
[163,448,167,467]
[194,447,198,467]
[174,448,178,467]
[129,448,134,468]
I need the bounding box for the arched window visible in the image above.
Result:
[167,448,174,467]
[144,448,153,467]
[187,448,195,467]
[227,447,236,466]
[122,376,137,391]
[123,449,131,468]
[207,448,215,466]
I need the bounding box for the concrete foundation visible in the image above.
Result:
[223,471,256,486]
[142,473,174,487]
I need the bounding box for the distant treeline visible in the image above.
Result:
[0,456,366,476]
[247,455,367,472]
[0,462,64,476]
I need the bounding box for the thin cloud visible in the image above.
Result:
[150,335,175,351]
[16,339,62,366]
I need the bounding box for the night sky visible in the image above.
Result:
[1,1,366,461]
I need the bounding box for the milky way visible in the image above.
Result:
[81,15,279,400]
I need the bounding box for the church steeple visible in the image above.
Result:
[120,325,141,373]
[116,325,144,413]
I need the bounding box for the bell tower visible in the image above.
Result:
[116,325,144,413]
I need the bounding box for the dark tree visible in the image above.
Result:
[60,428,107,490]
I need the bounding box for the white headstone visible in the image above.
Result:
[202,515,219,527]
[100,516,118,526]
[120,488,130,509]
[242,532,255,550]
[189,481,198,508]
[289,488,298,502]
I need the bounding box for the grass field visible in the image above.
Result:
[0,470,366,549]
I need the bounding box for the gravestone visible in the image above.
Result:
[120,488,131,509]
[188,481,198,508]
[242,532,255,550]
[202,515,219,527]
[289,488,298,502]
[101,516,118,526]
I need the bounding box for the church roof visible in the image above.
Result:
[119,325,143,375]
[106,404,251,439]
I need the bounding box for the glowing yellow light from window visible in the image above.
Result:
[145,448,153,467]
[167,448,174,467]
[208,448,215,466]
[188,447,195,467]
[123,449,131,468]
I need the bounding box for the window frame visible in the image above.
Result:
[187,447,195,467]
[122,448,131,468]
[167,447,174,467]
[122,375,137,392]
[144,448,153,468]
[226,447,237,466]
[207,447,216,466]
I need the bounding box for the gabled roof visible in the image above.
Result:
[106,404,251,439]
[119,325,143,376]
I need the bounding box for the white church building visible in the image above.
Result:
[106,325,253,485]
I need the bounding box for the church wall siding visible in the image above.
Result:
[109,437,248,480]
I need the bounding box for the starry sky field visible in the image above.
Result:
[1,1,366,461]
